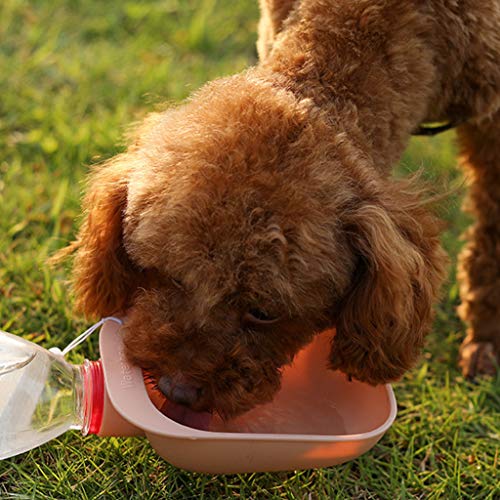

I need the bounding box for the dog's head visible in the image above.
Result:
[70,72,445,418]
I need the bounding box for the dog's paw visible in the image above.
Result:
[459,336,498,379]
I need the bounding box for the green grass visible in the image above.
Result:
[0,1,498,498]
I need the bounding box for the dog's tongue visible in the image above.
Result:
[160,399,212,430]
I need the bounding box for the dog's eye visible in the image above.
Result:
[169,276,185,290]
[244,309,280,325]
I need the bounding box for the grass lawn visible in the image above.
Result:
[0,0,498,498]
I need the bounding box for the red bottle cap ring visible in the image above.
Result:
[82,360,104,435]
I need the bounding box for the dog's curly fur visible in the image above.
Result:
[66,0,500,418]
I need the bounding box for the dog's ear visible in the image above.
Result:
[330,179,447,384]
[67,156,141,318]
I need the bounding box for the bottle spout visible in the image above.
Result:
[81,359,143,438]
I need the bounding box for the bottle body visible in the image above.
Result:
[0,331,102,460]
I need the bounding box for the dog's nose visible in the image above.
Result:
[158,374,201,407]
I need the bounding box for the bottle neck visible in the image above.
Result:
[79,359,105,436]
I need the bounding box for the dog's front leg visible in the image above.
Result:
[458,110,500,377]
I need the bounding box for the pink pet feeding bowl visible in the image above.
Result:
[97,320,397,473]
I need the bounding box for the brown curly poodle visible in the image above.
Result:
[66,0,500,419]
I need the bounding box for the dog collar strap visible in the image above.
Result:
[412,120,458,136]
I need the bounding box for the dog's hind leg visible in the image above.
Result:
[457,110,500,377]
[257,0,298,61]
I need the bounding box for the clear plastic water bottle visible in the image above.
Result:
[0,329,104,460]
